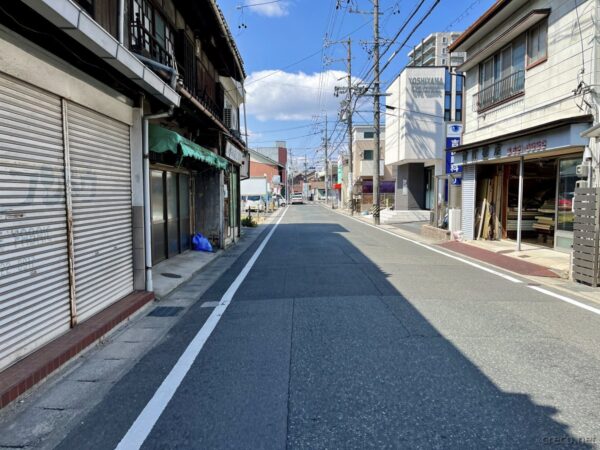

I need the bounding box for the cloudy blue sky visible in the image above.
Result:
[217,0,495,169]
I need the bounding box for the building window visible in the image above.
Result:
[74,0,94,15]
[363,131,374,139]
[442,58,446,65]
[527,20,548,67]
[442,36,447,43]
[363,150,374,160]
[130,0,175,66]
[455,74,463,122]
[444,71,452,121]
[476,34,526,111]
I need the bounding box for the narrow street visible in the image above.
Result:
[52,205,600,449]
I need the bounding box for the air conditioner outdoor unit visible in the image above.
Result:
[576,163,590,178]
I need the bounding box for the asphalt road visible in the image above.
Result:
[57,205,600,449]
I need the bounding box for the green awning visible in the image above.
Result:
[149,124,229,171]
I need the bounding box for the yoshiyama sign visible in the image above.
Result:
[409,76,444,98]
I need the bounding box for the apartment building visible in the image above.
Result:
[408,32,467,67]
[448,0,597,253]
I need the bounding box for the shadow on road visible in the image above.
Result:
[244,221,590,449]
[55,211,593,449]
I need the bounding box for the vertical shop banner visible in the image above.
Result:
[446,123,463,185]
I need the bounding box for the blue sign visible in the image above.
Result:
[445,137,462,185]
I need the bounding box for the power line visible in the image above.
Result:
[236,0,283,9]
[250,122,325,134]
[249,131,321,145]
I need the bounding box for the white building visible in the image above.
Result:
[408,32,467,67]
[385,66,464,214]
[348,125,394,210]
[448,0,597,252]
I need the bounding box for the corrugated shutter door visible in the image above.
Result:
[0,73,71,371]
[67,103,133,322]
[461,165,476,240]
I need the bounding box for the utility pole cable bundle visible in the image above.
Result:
[372,0,381,225]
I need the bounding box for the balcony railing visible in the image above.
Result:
[474,70,525,112]
[129,18,173,68]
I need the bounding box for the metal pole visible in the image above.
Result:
[372,0,381,225]
[325,113,329,205]
[347,38,354,215]
[517,156,524,251]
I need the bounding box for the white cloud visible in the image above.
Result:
[244,0,290,17]
[246,128,261,139]
[245,70,351,122]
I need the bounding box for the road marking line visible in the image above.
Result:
[529,286,600,316]
[327,207,600,316]
[336,209,522,283]
[115,207,288,450]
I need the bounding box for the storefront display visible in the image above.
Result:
[454,120,589,251]
[472,155,581,249]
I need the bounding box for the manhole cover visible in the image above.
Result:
[161,273,182,279]
[527,282,541,287]
[518,255,531,259]
[148,306,184,317]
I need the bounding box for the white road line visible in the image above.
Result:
[339,210,522,283]
[529,286,600,316]
[115,208,288,450]
[327,207,600,317]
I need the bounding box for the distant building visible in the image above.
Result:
[347,125,395,211]
[385,66,464,218]
[254,141,288,196]
[408,32,466,67]
[248,149,285,197]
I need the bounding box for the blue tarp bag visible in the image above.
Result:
[192,233,213,252]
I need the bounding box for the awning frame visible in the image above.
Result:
[149,124,229,171]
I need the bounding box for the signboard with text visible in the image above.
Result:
[445,124,462,185]
[454,123,589,166]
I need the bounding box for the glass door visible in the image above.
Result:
[425,166,435,210]
[555,157,580,251]
[151,170,166,264]
[179,174,190,252]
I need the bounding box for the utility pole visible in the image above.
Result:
[324,113,329,206]
[346,38,354,215]
[331,37,357,214]
[289,149,293,200]
[372,0,381,225]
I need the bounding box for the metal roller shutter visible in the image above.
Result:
[0,73,71,371]
[67,102,133,322]
[461,165,476,240]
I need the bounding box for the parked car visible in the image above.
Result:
[274,194,286,207]
[243,195,265,212]
[291,193,304,205]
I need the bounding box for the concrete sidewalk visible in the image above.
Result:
[152,209,281,299]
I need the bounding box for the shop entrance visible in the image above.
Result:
[425,166,435,210]
[151,168,191,264]
[475,153,581,250]
[506,159,557,248]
